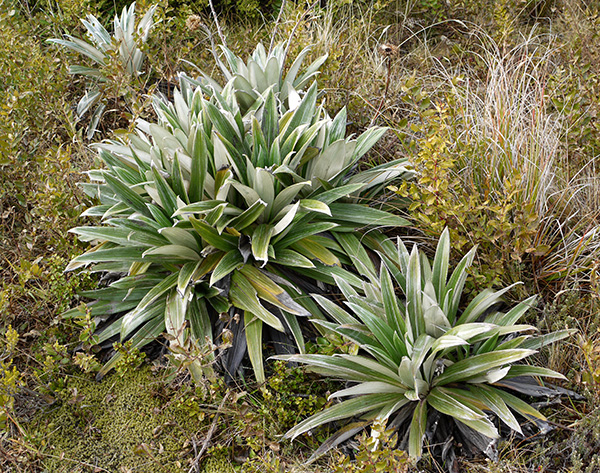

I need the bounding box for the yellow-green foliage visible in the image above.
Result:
[168,0,279,20]
[331,421,411,473]
[203,453,235,472]
[258,361,328,434]
[393,106,539,289]
[0,6,94,329]
[34,366,210,472]
[0,326,23,432]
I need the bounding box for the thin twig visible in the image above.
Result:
[207,0,227,48]
[370,54,392,127]
[283,0,320,63]
[190,437,200,473]
[187,390,231,473]
[269,0,288,55]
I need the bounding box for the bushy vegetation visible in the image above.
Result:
[2,0,600,472]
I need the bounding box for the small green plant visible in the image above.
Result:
[331,420,411,473]
[0,326,23,432]
[49,2,158,138]
[259,360,329,432]
[113,340,147,377]
[279,228,573,460]
[35,340,71,395]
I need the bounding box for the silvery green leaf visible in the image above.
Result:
[408,401,427,459]
[283,45,312,88]
[70,226,137,247]
[264,56,280,89]
[77,90,102,116]
[209,250,244,286]
[326,203,410,227]
[445,247,477,322]
[398,357,415,389]
[444,323,496,340]
[143,245,200,261]
[230,181,261,208]
[519,329,575,350]
[271,181,311,217]
[226,199,267,231]
[312,294,358,325]
[87,103,106,140]
[177,261,201,294]
[251,223,274,265]
[466,366,510,384]
[329,381,406,398]
[281,82,317,140]
[229,272,284,332]
[173,201,228,217]
[428,387,486,421]
[245,313,265,383]
[48,36,107,63]
[283,393,400,441]
[492,388,546,421]
[255,168,275,206]
[350,126,388,162]
[299,199,331,215]
[434,349,536,386]
[467,385,522,434]
[308,140,355,185]
[486,295,538,326]
[504,365,567,380]
[273,202,299,235]
[294,53,328,90]
[457,283,521,326]
[173,89,190,134]
[159,227,199,250]
[165,288,188,346]
[292,238,340,266]
[120,272,178,338]
[274,249,315,268]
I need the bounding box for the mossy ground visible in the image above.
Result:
[32,366,210,473]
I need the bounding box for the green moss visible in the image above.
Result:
[203,455,235,472]
[33,366,209,472]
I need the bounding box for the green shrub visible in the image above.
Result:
[392,105,541,289]
[391,35,600,292]
[0,326,22,432]
[173,0,281,20]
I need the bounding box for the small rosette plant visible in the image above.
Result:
[49,2,158,138]
[184,41,328,116]
[278,229,573,460]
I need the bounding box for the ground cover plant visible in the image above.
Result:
[2,0,600,472]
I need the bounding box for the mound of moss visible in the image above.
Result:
[33,366,212,472]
